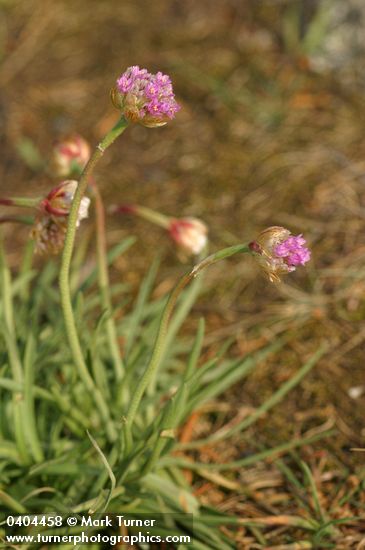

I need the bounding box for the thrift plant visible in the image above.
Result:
[0,67,320,549]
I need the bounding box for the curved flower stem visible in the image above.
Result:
[92,181,124,383]
[59,116,128,442]
[123,243,251,454]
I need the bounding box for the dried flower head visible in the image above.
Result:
[169,217,208,256]
[30,216,68,255]
[112,66,180,127]
[249,226,311,283]
[31,180,90,255]
[52,135,90,177]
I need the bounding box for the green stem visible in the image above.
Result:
[0,215,34,225]
[58,117,129,442]
[123,244,251,453]
[93,183,124,383]
[134,205,170,229]
[0,197,39,208]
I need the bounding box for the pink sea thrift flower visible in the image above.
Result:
[169,217,208,256]
[52,135,90,177]
[274,234,311,266]
[112,66,180,127]
[249,226,311,283]
[31,181,90,255]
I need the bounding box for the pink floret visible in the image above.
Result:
[274,235,311,266]
[116,65,180,121]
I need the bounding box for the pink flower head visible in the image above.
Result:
[52,135,90,177]
[274,234,311,267]
[249,226,311,283]
[112,66,180,127]
[169,217,208,256]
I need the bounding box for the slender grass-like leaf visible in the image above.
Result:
[179,345,328,449]
[79,236,136,292]
[162,430,335,471]
[0,377,51,401]
[0,441,21,464]
[187,341,282,413]
[0,490,27,514]
[18,239,35,302]
[124,256,160,359]
[23,331,44,462]
[184,317,205,380]
[87,430,116,512]
[0,242,30,464]
[161,272,203,366]
[300,460,327,524]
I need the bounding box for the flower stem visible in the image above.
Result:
[112,204,170,229]
[92,181,124,382]
[58,116,128,442]
[123,243,251,453]
[0,197,39,208]
[0,215,34,225]
[133,205,170,229]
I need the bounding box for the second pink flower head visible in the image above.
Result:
[249,226,311,282]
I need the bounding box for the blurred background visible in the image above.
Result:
[1,0,365,544]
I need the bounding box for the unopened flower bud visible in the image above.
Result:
[111,66,180,128]
[249,226,311,283]
[52,135,90,177]
[43,181,90,225]
[169,217,208,256]
[31,180,90,255]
